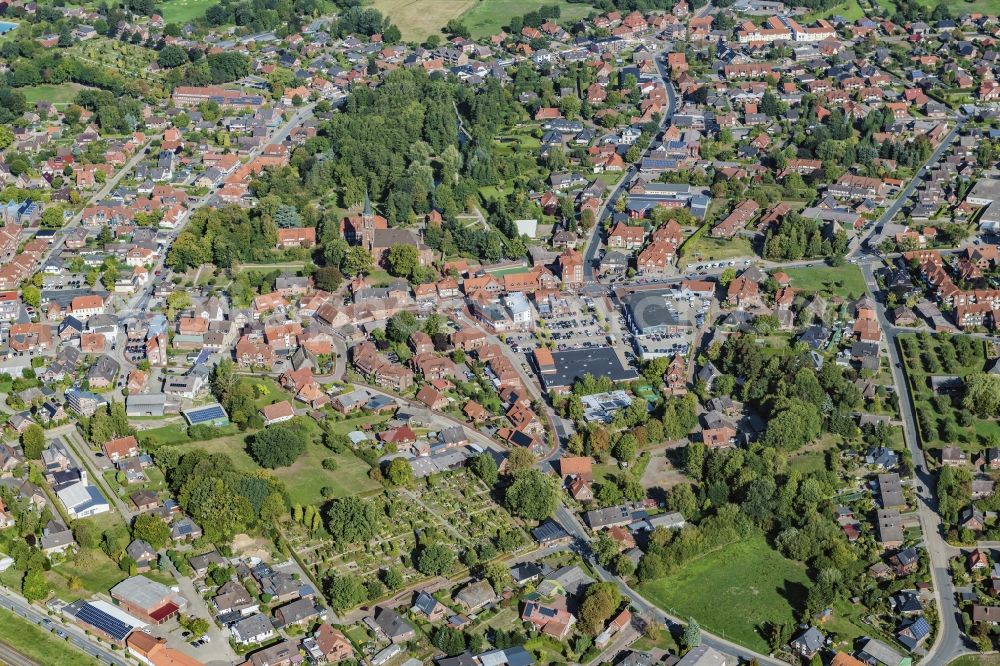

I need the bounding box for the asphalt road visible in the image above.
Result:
[854,117,967,255]
[550,506,785,665]
[859,259,973,664]
[582,46,678,284]
[0,587,129,666]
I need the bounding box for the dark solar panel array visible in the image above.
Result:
[77,603,133,641]
[186,405,225,424]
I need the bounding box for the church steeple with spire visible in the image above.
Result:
[362,188,373,219]
[361,189,376,250]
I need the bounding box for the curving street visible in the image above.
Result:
[860,258,974,664]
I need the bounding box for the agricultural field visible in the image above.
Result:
[0,607,99,665]
[461,0,596,38]
[782,263,867,300]
[370,0,477,41]
[370,0,597,42]
[898,332,995,451]
[638,535,809,654]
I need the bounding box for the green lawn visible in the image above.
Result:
[0,607,99,665]
[50,549,128,601]
[461,0,595,38]
[166,414,383,505]
[782,264,867,300]
[158,0,216,23]
[142,422,240,445]
[804,0,865,21]
[680,235,755,265]
[638,535,809,654]
[951,657,1000,666]
[822,597,882,648]
[21,83,90,106]
[274,440,381,505]
[251,377,288,408]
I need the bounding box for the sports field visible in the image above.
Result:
[638,536,809,654]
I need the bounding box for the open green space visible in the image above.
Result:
[273,439,381,505]
[951,656,1000,666]
[163,413,384,505]
[158,0,216,23]
[638,535,809,654]
[782,264,867,300]
[369,0,476,41]
[49,549,128,601]
[461,0,596,38]
[142,422,241,445]
[21,83,90,106]
[804,0,865,21]
[484,266,531,277]
[0,607,99,665]
[680,235,755,264]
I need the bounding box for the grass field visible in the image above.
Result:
[681,235,755,265]
[371,0,477,41]
[638,536,809,654]
[951,657,1000,666]
[804,0,865,21]
[0,607,99,665]
[49,550,128,601]
[21,83,90,106]
[371,0,596,41]
[274,440,381,505]
[159,0,216,23]
[462,0,595,38]
[782,264,867,300]
[165,414,385,505]
[142,422,241,445]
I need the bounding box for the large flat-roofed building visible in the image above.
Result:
[966,178,1000,206]
[65,599,146,646]
[535,346,638,394]
[624,289,695,335]
[967,179,1000,232]
[111,576,187,624]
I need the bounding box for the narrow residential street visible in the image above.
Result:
[860,258,973,664]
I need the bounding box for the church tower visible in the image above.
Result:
[361,189,376,251]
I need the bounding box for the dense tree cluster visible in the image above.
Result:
[763,211,848,262]
[168,205,279,271]
[712,333,862,449]
[156,448,286,542]
[208,359,264,429]
[249,424,307,468]
[82,402,135,446]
